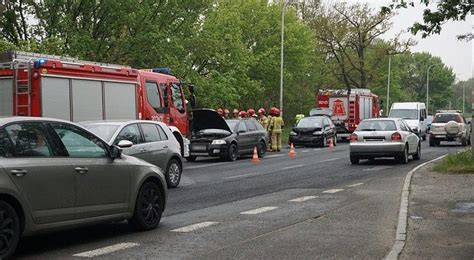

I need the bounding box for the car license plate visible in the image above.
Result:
[192,144,208,152]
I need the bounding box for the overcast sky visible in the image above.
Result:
[323,0,473,81]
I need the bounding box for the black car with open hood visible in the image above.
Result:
[188,109,267,162]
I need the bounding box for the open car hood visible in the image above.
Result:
[309,108,333,117]
[192,109,232,133]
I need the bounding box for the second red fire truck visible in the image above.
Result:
[0,51,197,156]
[316,89,381,140]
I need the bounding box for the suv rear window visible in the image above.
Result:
[433,114,463,123]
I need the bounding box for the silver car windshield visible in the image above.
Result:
[297,118,323,128]
[389,109,418,120]
[83,124,120,142]
[356,120,397,131]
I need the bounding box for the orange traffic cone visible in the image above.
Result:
[328,137,334,150]
[288,143,296,159]
[252,146,260,164]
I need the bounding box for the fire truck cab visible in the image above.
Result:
[317,89,380,140]
[0,51,194,156]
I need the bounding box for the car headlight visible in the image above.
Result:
[211,139,226,145]
[313,131,323,135]
[290,131,297,136]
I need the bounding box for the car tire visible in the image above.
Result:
[397,146,409,164]
[226,143,238,161]
[257,141,266,158]
[185,156,197,162]
[165,158,182,189]
[0,201,20,259]
[422,134,426,141]
[429,138,435,147]
[461,137,468,146]
[129,182,163,231]
[350,155,359,165]
[333,136,337,146]
[321,136,327,148]
[413,143,421,160]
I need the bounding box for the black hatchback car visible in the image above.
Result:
[187,109,267,161]
[289,114,337,147]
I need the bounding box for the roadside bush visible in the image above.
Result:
[433,149,474,173]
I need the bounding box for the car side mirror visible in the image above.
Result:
[110,146,122,159]
[238,129,246,134]
[117,140,133,148]
[324,124,330,129]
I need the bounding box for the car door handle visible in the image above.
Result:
[140,148,148,152]
[163,145,168,149]
[10,169,27,177]
[74,167,89,174]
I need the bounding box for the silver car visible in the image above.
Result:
[0,117,167,258]
[349,118,421,164]
[81,120,183,188]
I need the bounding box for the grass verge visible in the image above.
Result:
[433,149,474,173]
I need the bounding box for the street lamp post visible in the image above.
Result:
[426,63,441,114]
[280,1,285,113]
[386,55,392,116]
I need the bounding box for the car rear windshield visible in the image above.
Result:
[356,120,397,131]
[82,124,120,142]
[433,114,463,123]
[297,117,323,128]
[389,109,418,120]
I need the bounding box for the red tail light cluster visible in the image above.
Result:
[391,132,402,141]
[350,133,358,142]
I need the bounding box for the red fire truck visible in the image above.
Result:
[316,89,381,140]
[0,51,196,156]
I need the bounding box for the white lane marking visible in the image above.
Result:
[289,196,318,202]
[322,189,344,194]
[281,164,305,170]
[171,221,218,232]
[186,162,225,170]
[347,182,364,188]
[224,173,257,180]
[363,166,394,171]
[302,150,311,153]
[320,158,341,162]
[240,206,279,215]
[266,154,286,158]
[313,148,322,151]
[73,243,140,258]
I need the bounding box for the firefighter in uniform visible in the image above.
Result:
[233,109,240,119]
[269,108,284,152]
[238,110,247,119]
[247,108,257,119]
[258,108,270,149]
[224,109,230,119]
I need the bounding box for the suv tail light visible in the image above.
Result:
[350,133,358,142]
[391,132,402,142]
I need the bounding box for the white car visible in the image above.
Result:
[429,111,471,146]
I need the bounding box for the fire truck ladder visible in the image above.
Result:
[13,61,32,116]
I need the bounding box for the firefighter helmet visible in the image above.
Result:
[270,107,277,116]
[233,108,239,114]
[274,108,281,116]
[247,108,256,117]
[239,111,247,118]
[258,108,266,115]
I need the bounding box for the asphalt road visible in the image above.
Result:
[15,140,462,259]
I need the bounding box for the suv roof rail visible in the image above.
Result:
[436,110,462,113]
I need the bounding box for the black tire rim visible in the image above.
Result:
[140,187,161,226]
[168,161,181,185]
[0,210,15,255]
[230,145,237,160]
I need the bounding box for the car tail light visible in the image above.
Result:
[391,132,402,142]
[350,133,358,142]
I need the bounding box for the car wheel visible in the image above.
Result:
[226,143,238,161]
[413,143,421,160]
[0,201,20,259]
[129,182,163,231]
[422,134,426,141]
[165,158,182,188]
[185,156,197,162]
[461,137,468,146]
[429,137,435,147]
[257,141,266,158]
[333,135,337,146]
[397,146,409,164]
[321,136,327,148]
[350,155,359,165]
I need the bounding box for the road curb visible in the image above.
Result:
[385,154,448,260]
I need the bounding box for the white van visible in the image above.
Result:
[389,102,428,140]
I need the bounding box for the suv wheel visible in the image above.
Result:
[0,201,20,259]
[350,155,359,165]
[165,158,182,188]
[129,182,163,231]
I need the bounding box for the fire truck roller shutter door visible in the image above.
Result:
[41,77,71,120]
[71,79,102,122]
[104,82,137,120]
[0,78,13,116]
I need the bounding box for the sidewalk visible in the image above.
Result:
[400,164,474,259]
